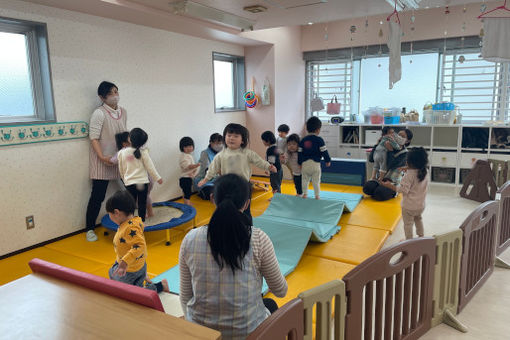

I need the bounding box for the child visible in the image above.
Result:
[111,132,156,218]
[106,190,169,292]
[261,131,283,194]
[381,147,429,239]
[276,124,290,155]
[281,134,302,196]
[179,137,201,206]
[198,123,277,221]
[118,128,163,221]
[298,117,331,199]
[371,127,401,181]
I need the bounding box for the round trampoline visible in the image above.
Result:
[101,201,197,245]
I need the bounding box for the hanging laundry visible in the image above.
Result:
[387,21,402,89]
[482,18,510,62]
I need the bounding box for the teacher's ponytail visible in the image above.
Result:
[129,128,148,159]
[207,174,252,273]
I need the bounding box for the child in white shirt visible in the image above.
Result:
[281,134,302,196]
[118,128,163,221]
[276,124,290,155]
[179,137,200,206]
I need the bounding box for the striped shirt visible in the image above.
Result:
[89,105,127,180]
[179,226,287,340]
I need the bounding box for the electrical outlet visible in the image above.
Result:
[26,215,35,230]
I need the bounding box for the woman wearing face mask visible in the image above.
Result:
[85,81,128,242]
[194,133,223,200]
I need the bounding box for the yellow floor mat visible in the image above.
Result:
[264,255,356,306]
[304,224,389,265]
[339,195,402,232]
[1,177,401,309]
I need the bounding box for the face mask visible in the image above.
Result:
[106,95,120,106]
[211,144,223,152]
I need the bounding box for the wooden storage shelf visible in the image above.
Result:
[320,123,510,186]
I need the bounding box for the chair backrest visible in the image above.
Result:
[343,238,436,340]
[496,181,510,256]
[458,200,499,312]
[28,258,164,312]
[298,280,346,340]
[246,298,304,340]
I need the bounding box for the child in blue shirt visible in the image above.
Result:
[261,131,283,193]
[298,117,331,199]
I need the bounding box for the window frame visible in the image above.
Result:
[212,52,245,113]
[304,37,510,124]
[0,17,56,125]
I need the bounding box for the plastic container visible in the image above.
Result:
[433,110,456,124]
[432,102,455,111]
[370,114,384,124]
[384,116,401,124]
[423,110,434,123]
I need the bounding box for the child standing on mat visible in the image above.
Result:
[179,137,201,206]
[281,134,302,196]
[381,147,429,239]
[261,131,283,194]
[298,117,331,200]
[112,132,156,218]
[198,123,277,222]
[371,127,401,181]
[118,128,163,221]
[106,190,169,292]
[276,124,290,155]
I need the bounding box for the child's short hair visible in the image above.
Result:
[287,133,300,144]
[306,116,322,133]
[403,129,413,147]
[277,124,290,133]
[115,131,129,151]
[382,126,393,135]
[261,131,276,145]
[223,123,249,148]
[106,190,136,215]
[179,137,194,152]
[209,133,223,144]
[97,81,118,98]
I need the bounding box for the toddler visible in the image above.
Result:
[276,124,290,155]
[179,137,201,205]
[281,134,302,196]
[372,127,401,181]
[261,131,283,193]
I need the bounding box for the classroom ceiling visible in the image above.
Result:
[134,0,485,29]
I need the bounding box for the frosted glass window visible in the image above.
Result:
[0,32,35,117]
[214,60,234,109]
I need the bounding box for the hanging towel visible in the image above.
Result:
[387,21,402,89]
[482,18,510,63]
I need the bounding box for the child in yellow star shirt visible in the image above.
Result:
[106,190,169,292]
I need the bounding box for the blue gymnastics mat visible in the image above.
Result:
[154,193,346,294]
[306,190,363,213]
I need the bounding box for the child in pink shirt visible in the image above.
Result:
[381,147,429,239]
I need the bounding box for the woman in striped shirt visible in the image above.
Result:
[179,174,287,340]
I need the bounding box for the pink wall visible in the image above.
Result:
[244,44,276,161]
[302,2,495,51]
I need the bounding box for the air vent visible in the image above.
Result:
[244,5,268,13]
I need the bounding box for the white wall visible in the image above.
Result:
[0,0,245,256]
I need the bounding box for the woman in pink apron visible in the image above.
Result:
[85,81,127,241]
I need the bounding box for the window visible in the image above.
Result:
[306,60,359,121]
[360,53,439,114]
[213,52,245,112]
[439,52,510,123]
[304,37,510,124]
[0,17,55,124]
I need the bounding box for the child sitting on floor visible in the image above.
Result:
[261,131,283,194]
[371,127,401,181]
[381,147,429,239]
[106,190,169,292]
[281,134,302,196]
[179,137,201,206]
[298,117,331,200]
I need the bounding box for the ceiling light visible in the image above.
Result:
[170,1,255,31]
[384,0,421,11]
[308,22,313,25]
